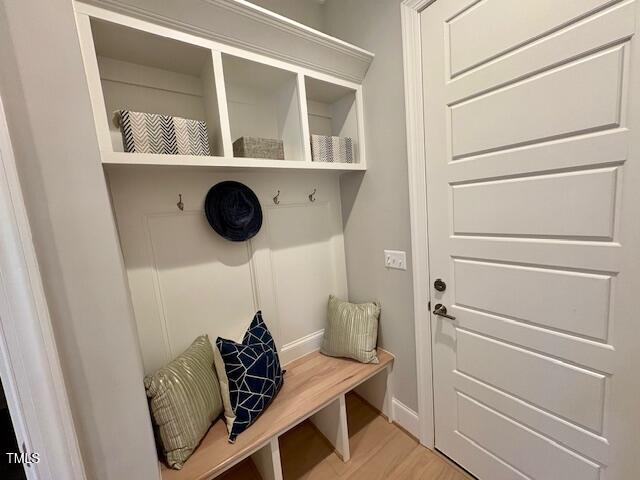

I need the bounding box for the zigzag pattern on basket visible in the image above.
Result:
[116,110,210,156]
[310,134,353,163]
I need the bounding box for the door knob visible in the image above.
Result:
[433,303,456,320]
[434,278,447,292]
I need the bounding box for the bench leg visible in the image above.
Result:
[354,363,394,423]
[383,363,393,423]
[251,438,283,480]
[310,394,350,462]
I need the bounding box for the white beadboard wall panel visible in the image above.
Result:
[264,202,347,346]
[107,166,347,374]
[100,75,204,114]
[307,100,333,136]
[226,83,280,142]
[145,212,259,362]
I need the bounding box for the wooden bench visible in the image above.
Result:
[161,349,394,480]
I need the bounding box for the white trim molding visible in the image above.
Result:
[280,329,324,365]
[0,96,87,479]
[401,0,436,449]
[75,0,374,83]
[392,398,420,440]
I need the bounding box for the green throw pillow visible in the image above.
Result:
[320,295,380,364]
[144,335,223,470]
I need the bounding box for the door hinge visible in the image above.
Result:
[427,300,431,311]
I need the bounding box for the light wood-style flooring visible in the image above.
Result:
[218,393,473,480]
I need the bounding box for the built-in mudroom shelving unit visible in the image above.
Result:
[73,2,375,478]
[75,2,369,172]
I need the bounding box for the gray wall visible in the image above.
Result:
[248,0,418,413]
[324,0,418,412]
[0,1,159,479]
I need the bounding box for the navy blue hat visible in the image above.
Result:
[205,181,262,242]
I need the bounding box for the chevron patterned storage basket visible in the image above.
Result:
[311,134,353,163]
[114,110,210,156]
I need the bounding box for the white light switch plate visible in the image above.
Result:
[384,250,407,270]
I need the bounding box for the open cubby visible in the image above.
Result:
[305,77,360,164]
[90,19,225,156]
[78,10,366,171]
[222,54,304,161]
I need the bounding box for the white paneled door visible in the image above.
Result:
[420,1,640,479]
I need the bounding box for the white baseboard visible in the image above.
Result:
[392,398,420,440]
[279,329,324,365]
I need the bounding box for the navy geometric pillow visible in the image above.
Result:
[215,312,284,442]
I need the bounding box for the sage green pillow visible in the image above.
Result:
[321,295,380,364]
[144,335,223,470]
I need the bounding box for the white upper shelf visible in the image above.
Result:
[75,0,368,172]
[75,0,374,83]
[102,152,366,171]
